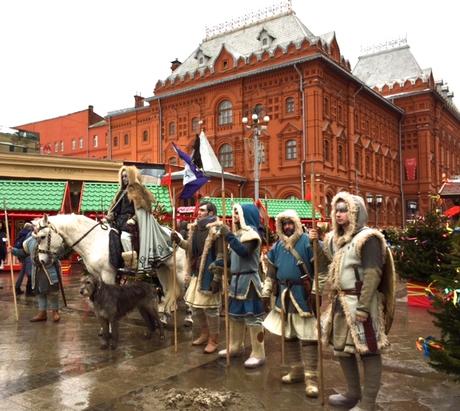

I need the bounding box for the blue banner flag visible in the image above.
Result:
[172,143,209,199]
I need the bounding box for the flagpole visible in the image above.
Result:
[221,170,230,367]
[3,200,19,321]
[311,168,325,405]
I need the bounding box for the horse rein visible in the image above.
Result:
[37,220,105,260]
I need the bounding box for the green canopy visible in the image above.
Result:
[80,183,172,213]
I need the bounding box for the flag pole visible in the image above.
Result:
[3,200,19,321]
[221,170,230,367]
[171,186,178,353]
[311,169,325,405]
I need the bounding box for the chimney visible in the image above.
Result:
[171,58,182,72]
[134,95,145,108]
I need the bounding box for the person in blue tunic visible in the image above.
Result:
[262,209,327,397]
[12,231,62,322]
[218,203,266,368]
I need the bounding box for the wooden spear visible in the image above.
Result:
[171,187,178,353]
[311,172,325,405]
[3,200,19,321]
[221,171,230,366]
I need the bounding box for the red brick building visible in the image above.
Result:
[17,3,460,226]
[17,106,105,158]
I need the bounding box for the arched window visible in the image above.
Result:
[168,156,177,165]
[219,144,233,168]
[192,117,200,133]
[60,141,64,152]
[286,140,297,160]
[71,139,76,150]
[286,97,295,113]
[143,130,149,142]
[124,134,129,145]
[93,135,98,148]
[168,122,176,136]
[218,100,233,125]
[79,137,84,149]
[113,136,119,147]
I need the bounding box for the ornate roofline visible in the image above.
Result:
[146,53,402,114]
[204,0,293,41]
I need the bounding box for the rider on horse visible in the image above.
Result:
[105,166,172,273]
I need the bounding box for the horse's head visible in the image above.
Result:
[33,214,66,266]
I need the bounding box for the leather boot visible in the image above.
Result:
[204,334,219,354]
[192,309,209,346]
[52,310,60,322]
[302,342,319,398]
[349,355,382,411]
[328,355,361,408]
[282,339,303,383]
[244,325,265,368]
[192,327,209,346]
[218,319,245,358]
[30,310,47,322]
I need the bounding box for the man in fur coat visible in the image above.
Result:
[171,201,222,354]
[106,165,172,271]
[218,203,266,368]
[312,191,395,411]
[262,210,327,397]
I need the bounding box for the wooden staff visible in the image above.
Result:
[221,173,230,366]
[3,200,19,321]
[280,292,286,366]
[311,173,325,405]
[171,187,178,353]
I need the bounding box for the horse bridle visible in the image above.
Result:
[37,220,106,260]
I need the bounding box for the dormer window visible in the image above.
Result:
[257,28,275,49]
[195,48,210,67]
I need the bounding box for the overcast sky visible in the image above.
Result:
[1,0,458,127]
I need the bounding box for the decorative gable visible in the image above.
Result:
[214,45,235,72]
[278,122,301,137]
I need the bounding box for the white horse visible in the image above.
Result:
[34,213,186,314]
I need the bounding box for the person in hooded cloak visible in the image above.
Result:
[312,191,395,411]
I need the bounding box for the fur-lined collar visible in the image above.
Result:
[112,166,154,212]
[232,203,261,244]
[275,209,303,251]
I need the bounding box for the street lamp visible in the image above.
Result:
[366,193,383,226]
[242,112,270,201]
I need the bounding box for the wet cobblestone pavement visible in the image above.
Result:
[1,266,459,410]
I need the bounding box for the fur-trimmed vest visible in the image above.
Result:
[322,227,390,354]
[182,220,221,293]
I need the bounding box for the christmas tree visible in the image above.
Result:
[396,212,452,283]
[429,229,460,378]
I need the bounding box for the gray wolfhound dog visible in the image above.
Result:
[80,273,164,349]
